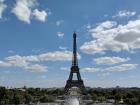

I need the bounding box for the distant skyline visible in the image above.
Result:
[0,0,140,88]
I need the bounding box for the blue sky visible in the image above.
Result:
[0,0,140,88]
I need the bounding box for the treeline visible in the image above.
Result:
[87,87,140,105]
[0,86,140,105]
[0,86,64,105]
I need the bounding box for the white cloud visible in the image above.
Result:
[105,64,138,72]
[80,19,140,54]
[24,55,39,62]
[12,0,35,23]
[5,55,28,67]
[0,61,11,67]
[38,51,71,61]
[12,0,48,23]
[38,51,81,61]
[81,64,137,75]
[114,29,140,43]
[32,9,47,22]
[94,56,130,65]
[24,64,47,72]
[59,46,67,50]
[0,0,7,19]
[0,55,47,72]
[57,32,64,38]
[5,51,80,62]
[0,50,80,72]
[114,10,136,18]
[81,67,100,72]
[92,21,117,32]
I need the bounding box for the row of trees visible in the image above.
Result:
[0,86,140,104]
[0,87,62,104]
[87,87,140,104]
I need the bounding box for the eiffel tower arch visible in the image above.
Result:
[64,32,86,94]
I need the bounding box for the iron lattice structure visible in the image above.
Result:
[64,32,85,94]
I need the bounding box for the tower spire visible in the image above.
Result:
[72,32,78,66]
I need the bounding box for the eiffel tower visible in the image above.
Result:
[64,32,85,94]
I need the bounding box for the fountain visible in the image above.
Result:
[63,87,84,105]
[64,97,80,105]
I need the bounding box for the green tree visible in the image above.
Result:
[13,94,24,105]
[40,95,54,102]
[91,93,98,101]
[24,94,33,104]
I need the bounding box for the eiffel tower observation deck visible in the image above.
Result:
[64,32,86,94]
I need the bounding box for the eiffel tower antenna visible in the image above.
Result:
[72,32,78,66]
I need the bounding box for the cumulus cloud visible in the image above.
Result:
[12,0,35,23]
[81,67,100,72]
[12,0,48,23]
[81,63,137,74]
[0,55,47,72]
[24,64,47,72]
[57,32,64,38]
[32,9,48,22]
[114,10,136,18]
[5,55,28,68]
[8,51,80,62]
[0,0,7,19]
[94,56,130,65]
[0,61,11,67]
[38,51,80,61]
[59,46,67,50]
[0,50,80,72]
[105,64,138,72]
[93,21,117,32]
[80,19,140,54]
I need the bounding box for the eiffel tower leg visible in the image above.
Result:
[68,72,73,80]
[77,72,81,80]
[64,80,72,94]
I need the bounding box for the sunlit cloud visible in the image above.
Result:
[12,0,48,23]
